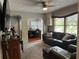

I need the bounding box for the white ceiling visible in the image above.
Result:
[8,0,77,13]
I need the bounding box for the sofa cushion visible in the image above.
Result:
[53,32,65,40]
[53,39,63,43]
[46,32,53,38]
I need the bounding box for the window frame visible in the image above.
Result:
[54,18,65,32]
[53,13,78,35]
[65,14,78,35]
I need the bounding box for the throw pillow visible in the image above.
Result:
[62,34,70,41]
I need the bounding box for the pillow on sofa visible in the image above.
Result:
[46,32,53,38]
[67,34,76,39]
[62,34,71,41]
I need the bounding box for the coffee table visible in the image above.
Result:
[50,46,71,59]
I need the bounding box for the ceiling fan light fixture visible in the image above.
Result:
[43,7,48,11]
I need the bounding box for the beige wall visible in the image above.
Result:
[52,4,77,17]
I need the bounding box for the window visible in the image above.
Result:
[66,14,78,35]
[29,20,43,31]
[54,18,64,32]
[31,21,38,30]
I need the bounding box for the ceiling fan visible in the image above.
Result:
[36,0,54,11]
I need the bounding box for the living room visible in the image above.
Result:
[0,0,78,59]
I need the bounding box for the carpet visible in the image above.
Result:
[21,40,49,59]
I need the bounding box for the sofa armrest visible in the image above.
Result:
[63,39,76,45]
[53,39,63,43]
[70,52,76,59]
[66,44,76,53]
[69,44,77,48]
[63,39,76,42]
[48,38,63,43]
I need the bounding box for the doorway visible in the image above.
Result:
[28,18,43,43]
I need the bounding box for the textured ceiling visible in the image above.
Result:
[8,0,77,13]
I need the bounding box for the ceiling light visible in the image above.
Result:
[43,7,48,11]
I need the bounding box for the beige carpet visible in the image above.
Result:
[21,40,49,59]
